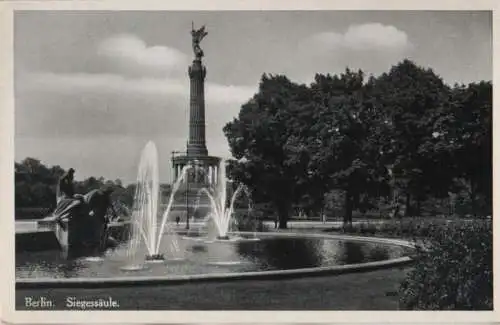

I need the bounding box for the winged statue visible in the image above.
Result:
[191,22,208,59]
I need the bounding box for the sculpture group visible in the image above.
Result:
[49,168,119,258]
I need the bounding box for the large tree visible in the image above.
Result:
[369,60,453,216]
[306,69,390,224]
[224,74,314,228]
[223,60,491,227]
[449,81,492,216]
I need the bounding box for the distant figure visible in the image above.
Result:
[322,213,327,224]
[274,216,278,229]
[175,216,180,226]
[257,217,264,232]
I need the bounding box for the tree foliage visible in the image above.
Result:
[224,74,314,228]
[224,60,492,227]
[307,69,390,223]
[449,81,492,215]
[15,158,136,219]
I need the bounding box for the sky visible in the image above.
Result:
[14,11,492,184]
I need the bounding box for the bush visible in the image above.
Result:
[359,222,377,235]
[232,212,268,232]
[399,220,492,310]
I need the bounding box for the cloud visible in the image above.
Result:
[206,84,257,104]
[15,33,255,164]
[97,34,189,76]
[21,71,185,97]
[310,23,411,52]
[19,71,255,105]
[15,70,256,140]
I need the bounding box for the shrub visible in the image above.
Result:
[232,212,268,232]
[359,222,377,235]
[399,220,493,310]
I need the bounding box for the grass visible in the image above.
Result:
[16,267,409,310]
[323,217,480,240]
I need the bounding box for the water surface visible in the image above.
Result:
[16,234,409,279]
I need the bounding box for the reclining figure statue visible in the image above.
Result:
[48,168,119,258]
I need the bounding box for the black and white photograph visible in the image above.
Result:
[1,1,496,323]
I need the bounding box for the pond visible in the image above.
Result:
[16,233,410,279]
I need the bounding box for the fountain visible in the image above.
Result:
[122,141,191,270]
[194,159,258,242]
[15,144,414,283]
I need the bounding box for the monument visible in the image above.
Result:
[171,23,221,226]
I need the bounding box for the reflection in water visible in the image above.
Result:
[58,259,83,278]
[367,245,390,261]
[16,237,406,279]
[237,238,324,269]
[190,244,208,253]
[16,250,85,279]
[336,241,392,264]
[337,241,366,265]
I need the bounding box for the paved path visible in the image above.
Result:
[17,216,473,235]
[261,220,385,229]
[15,219,382,234]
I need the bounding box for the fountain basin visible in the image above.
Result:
[145,254,165,262]
[120,265,149,272]
[214,235,260,243]
[181,234,260,243]
[15,232,416,289]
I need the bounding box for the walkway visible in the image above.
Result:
[15,219,382,234]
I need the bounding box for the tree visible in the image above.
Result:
[224,74,314,228]
[15,158,60,208]
[369,60,453,216]
[223,60,491,226]
[306,69,389,224]
[449,81,492,216]
[14,158,135,218]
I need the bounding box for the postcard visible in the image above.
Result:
[1,0,498,323]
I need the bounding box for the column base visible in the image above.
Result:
[187,144,208,157]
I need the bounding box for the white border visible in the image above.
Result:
[1,0,498,323]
